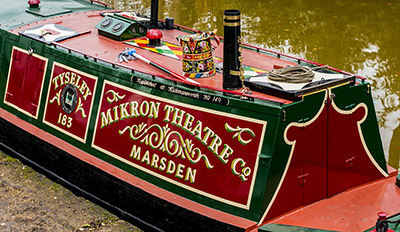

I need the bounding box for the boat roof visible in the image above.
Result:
[0,0,107,31]
[5,1,361,105]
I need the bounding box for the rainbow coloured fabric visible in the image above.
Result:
[125,39,182,60]
[183,70,216,79]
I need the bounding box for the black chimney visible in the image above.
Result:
[223,9,242,90]
[150,0,159,28]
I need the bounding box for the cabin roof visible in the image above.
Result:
[7,6,303,105]
[6,1,360,105]
[0,0,106,31]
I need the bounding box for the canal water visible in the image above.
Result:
[103,0,400,169]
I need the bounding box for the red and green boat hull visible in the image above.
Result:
[0,1,395,231]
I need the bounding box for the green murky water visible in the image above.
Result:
[103,0,400,169]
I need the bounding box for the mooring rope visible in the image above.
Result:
[268,66,315,83]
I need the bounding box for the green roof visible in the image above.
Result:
[0,0,107,31]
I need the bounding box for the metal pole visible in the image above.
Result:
[223,9,242,90]
[150,0,159,28]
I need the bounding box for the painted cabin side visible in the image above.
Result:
[0,1,392,231]
[0,29,284,228]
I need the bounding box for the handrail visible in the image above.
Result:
[240,42,366,80]
[89,0,108,8]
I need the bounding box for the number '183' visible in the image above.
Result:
[57,113,72,128]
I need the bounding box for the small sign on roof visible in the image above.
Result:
[20,24,79,44]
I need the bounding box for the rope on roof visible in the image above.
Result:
[268,66,315,83]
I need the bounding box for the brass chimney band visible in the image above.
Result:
[223,15,240,20]
[230,70,241,76]
[223,22,240,27]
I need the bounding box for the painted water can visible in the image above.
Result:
[177,32,219,78]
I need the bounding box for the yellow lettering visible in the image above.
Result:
[141,150,150,165]
[185,167,197,183]
[202,127,215,145]
[171,108,185,128]
[219,144,233,164]
[64,72,70,84]
[119,102,130,120]
[70,72,76,85]
[182,113,194,132]
[130,101,140,117]
[129,145,141,160]
[163,105,174,122]
[191,120,203,141]
[151,153,159,168]
[166,160,176,174]
[148,101,160,119]
[100,109,113,128]
[175,164,185,179]
[140,101,149,116]
[159,157,167,171]
[208,134,222,156]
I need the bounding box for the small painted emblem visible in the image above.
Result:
[61,84,78,114]
[20,24,79,44]
[43,62,97,142]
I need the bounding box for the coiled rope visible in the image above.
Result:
[268,66,315,83]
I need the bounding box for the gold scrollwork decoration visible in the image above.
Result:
[106,90,125,104]
[49,90,62,106]
[225,123,255,145]
[75,97,87,118]
[119,123,214,169]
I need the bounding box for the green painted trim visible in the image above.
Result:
[330,82,388,174]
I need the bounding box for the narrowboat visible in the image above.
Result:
[0,0,399,231]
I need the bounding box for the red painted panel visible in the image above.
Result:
[327,102,384,196]
[43,62,97,142]
[6,49,28,106]
[262,91,387,223]
[266,99,328,220]
[92,81,267,208]
[5,47,47,117]
[299,111,328,205]
[21,54,46,114]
